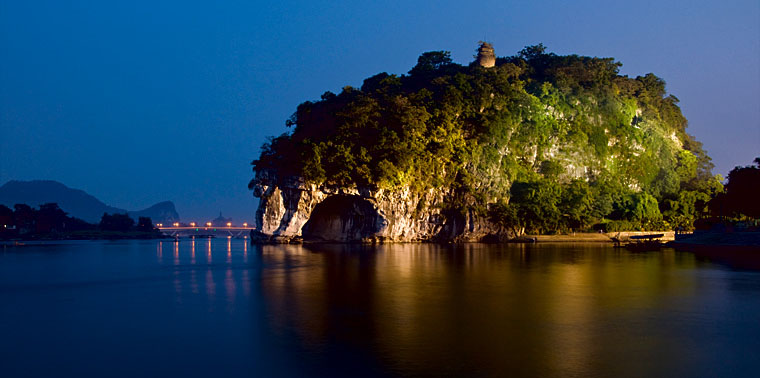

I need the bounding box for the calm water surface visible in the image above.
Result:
[1,240,759,377]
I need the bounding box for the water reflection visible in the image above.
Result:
[227,237,232,263]
[3,240,754,377]
[153,238,256,304]
[207,238,212,262]
[255,243,738,377]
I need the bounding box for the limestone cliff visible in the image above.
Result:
[252,171,505,243]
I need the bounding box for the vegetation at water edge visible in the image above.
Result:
[0,203,163,240]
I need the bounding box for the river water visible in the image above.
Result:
[1,240,759,377]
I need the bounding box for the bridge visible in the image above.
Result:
[157,225,254,239]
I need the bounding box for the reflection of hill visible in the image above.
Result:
[0,180,179,223]
[257,244,701,377]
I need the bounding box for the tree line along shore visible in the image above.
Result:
[0,203,165,240]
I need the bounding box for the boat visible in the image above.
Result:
[624,234,665,251]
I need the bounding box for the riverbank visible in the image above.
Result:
[525,231,674,243]
[256,231,674,244]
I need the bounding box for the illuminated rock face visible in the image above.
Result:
[251,171,507,243]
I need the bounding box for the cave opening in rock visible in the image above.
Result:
[302,195,383,242]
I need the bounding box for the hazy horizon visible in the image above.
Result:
[0,178,256,224]
[2,0,758,221]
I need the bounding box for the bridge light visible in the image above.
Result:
[243,222,248,227]
[173,222,179,227]
[206,222,212,227]
[226,222,232,227]
[190,222,196,227]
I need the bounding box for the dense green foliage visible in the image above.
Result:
[251,45,721,232]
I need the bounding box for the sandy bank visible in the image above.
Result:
[527,231,674,243]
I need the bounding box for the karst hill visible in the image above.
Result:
[249,43,721,243]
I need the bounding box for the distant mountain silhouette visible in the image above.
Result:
[0,180,180,223]
[127,201,180,225]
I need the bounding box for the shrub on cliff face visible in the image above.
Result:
[251,45,721,231]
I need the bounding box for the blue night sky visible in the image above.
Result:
[1,0,758,222]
